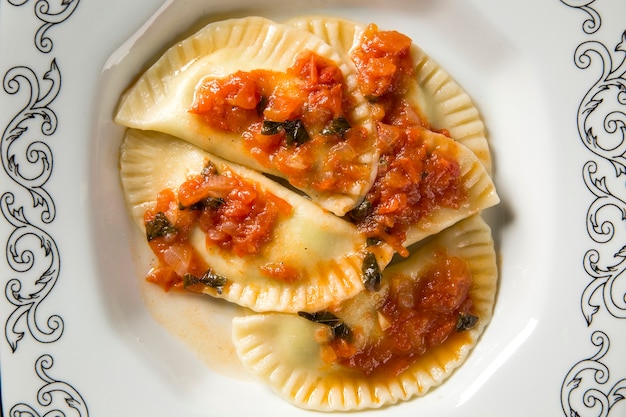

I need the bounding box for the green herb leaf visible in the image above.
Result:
[362,252,382,291]
[456,313,479,332]
[145,212,176,241]
[183,269,228,294]
[283,119,310,146]
[261,119,310,146]
[298,311,352,340]
[261,120,284,135]
[256,95,268,117]
[349,199,373,223]
[321,116,351,137]
[179,196,225,211]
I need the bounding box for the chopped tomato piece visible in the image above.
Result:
[289,50,344,87]
[351,24,413,98]
[190,71,262,132]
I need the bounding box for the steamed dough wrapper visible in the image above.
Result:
[232,215,497,411]
[287,15,493,175]
[120,129,394,313]
[115,16,378,216]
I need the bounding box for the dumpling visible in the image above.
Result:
[411,45,493,175]
[115,15,501,412]
[114,16,378,216]
[120,128,394,313]
[349,125,499,255]
[287,16,498,254]
[231,214,497,411]
[287,15,492,174]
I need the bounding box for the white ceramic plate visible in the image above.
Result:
[2,0,626,415]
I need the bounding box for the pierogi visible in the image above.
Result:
[120,129,394,313]
[115,16,378,217]
[287,15,493,175]
[232,215,497,411]
[115,14,500,412]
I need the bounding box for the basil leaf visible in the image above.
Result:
[179,196,225,211]
[145,212,176,241]
[261,119,310,146]
[362,252,382,291]
[298,311,352,340]
[261,120,283,135]
[456,313,479,332]
[183,269,228,294]
[349,199,373,223]
[203,197,225,210]
[283,119,310,146]
[256,95,268,117]
[321,116,351,137]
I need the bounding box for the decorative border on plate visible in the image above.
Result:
[7,355,89,417]
[560,0,602,34]
[7,0,80,53]
[560,1,626,416]
[1,1,88,416]
[2,59,63,351]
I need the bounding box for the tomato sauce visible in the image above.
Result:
[143,161,292,292]
[349,25,466,256]
[355,125,465,256]
[351,24,414,99]
[189,50,373,195]
[328,252,475,377]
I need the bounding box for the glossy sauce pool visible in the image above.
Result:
[131,232,251,380]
